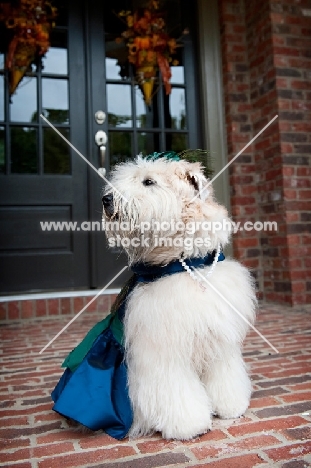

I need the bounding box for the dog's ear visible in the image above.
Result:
[186,164,210,201]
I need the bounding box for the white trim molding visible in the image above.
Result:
[197,0,230,211]
[197,0,232,256]
[0,289,121,302]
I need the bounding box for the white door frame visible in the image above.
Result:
[197,0,230,212]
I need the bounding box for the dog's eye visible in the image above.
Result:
[187,174,199,192]
[142,178,156,186]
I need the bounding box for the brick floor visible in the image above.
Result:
[0,303,311,468]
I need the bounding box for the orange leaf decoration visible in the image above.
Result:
[117,0,179,105]
[157,53,171,95]
[0,0,58,96]
[140,37,150,49]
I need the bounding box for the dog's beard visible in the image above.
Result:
[103,185,231,265]
[103,191,186,265]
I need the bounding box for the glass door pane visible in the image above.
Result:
[91,0,199,289]
[103,0,189,167]
[1,2,69,176]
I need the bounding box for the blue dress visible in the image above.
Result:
[51,252,225,439]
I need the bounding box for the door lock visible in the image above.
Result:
[95,110,106,125]
[95,130,107,146]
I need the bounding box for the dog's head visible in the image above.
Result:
[102,155,232,264]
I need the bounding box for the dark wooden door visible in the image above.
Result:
[0,2,90,293]
[0,0,201,293]
[89,0,202,288]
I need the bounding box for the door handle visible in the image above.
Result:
[99,145,106,167]
[95,130,107,176]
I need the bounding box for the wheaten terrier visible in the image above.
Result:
[101,153,257,440]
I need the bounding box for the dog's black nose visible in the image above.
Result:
[102,193,115,218]
[102,193,113,207]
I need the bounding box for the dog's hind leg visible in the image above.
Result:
[202,345,252,419]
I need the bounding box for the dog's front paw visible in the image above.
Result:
[129,401,212,440]
[209,379,252,420]
[203,348,252,421]
[213,397,250,420]
[160,412,212,440]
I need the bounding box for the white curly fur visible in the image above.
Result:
[103,156,257,440]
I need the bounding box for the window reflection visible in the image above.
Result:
[136,88,159,129]
[109,131,132,168]
[169,88,186,130]
[171,66,185,84]
[106,58,120,80]
[11,127,37,173]
[107,84,132,128]
[44,127,70,174]
[0,127,4,173]
[138,132,159,155]
[42,78,69,124]
[167,133,187,153]
[136,89,145,128]
[42,47,68,75]
[10,78,37,123]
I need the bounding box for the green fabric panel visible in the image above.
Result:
[62,314,113,372]
[61,275,136,373]
[110,314,124,346]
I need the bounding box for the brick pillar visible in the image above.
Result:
[245,0,287,304]
[270,1,311,305]
[219,0,311,305]
[219,0,262,293]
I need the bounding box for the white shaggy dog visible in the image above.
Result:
[102,155,257,440]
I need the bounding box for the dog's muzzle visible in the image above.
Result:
[102,193,115,218]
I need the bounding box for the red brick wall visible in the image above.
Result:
[219,0,311,305]
[245,0,286,304]
[0,294,115,321]
[271,0,311,304]
[219,0,260,275]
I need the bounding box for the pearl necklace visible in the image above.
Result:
[179,244,221,291]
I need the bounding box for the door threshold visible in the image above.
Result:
[0,289,121,303]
